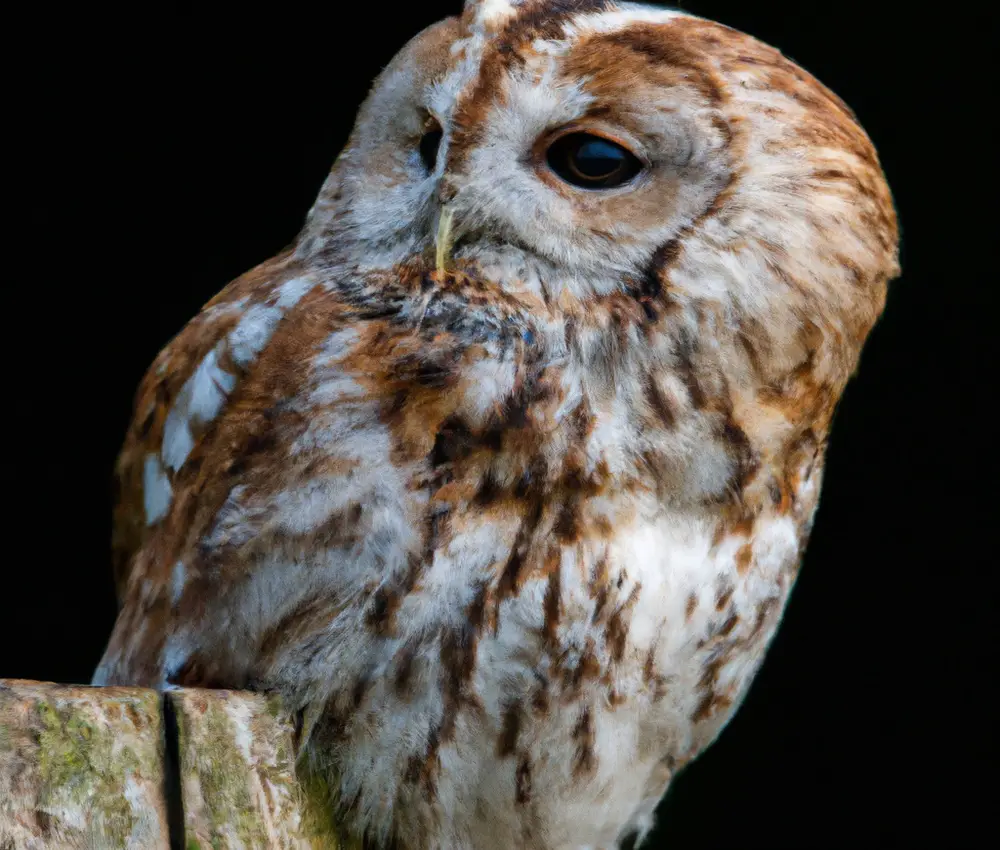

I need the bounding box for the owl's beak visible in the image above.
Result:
[435,205,457,276]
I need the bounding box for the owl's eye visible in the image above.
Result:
[419,125,443,173]
[546,133,643,189]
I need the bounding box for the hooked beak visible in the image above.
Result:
[435,205,456,276]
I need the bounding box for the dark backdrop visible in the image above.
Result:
[7,2,991,846]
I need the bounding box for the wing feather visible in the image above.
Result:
[111,249,301,596]
[96,261,536,691]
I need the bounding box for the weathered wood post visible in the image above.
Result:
[0,680,349,849]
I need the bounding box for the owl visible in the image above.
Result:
[93,1,899,848]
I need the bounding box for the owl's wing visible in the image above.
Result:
[96,260,539,690]
[111,250,301,597]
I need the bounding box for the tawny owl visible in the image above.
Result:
[94,1,899,847]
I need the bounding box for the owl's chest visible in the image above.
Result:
[462,500,799,737]
[356,501,800,848]
[241,391,809,848]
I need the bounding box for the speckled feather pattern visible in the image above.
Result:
[94,2,899,848]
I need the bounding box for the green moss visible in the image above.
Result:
[34,696,145,845]
[183,700,270,847]
[296,759,365,850]
[297,761,338,844]
[186,840,203,850]
[265,693,286,720]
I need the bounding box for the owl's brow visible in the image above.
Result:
[490,1,688,57]
[494,0,614,45]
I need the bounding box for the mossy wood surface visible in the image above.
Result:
[0,680,348,849]
[0,679,169,849]
[170,688,345,849]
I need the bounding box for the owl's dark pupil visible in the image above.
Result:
[419,128,443,172]
[546,132,643,189]
[573,138,626,178]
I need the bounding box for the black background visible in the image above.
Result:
[7,2,991,846]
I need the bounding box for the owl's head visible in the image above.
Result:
[299,0,897,410]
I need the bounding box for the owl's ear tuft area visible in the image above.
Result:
[463,0,521,30]
[464,0,519,16]
[463,1,629,38]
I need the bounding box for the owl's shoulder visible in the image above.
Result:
[111,250,315,595]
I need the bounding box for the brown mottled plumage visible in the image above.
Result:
[95,2,899,847]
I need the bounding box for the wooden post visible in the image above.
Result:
[0,680,348,849]
[0,680,170,849]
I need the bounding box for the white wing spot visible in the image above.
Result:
[171,560,187,605]
[188,347,237,422]
[143,453,173,525]
[159,276,316,472]
[228,304,282,368]
[275,275,315,308]
[161,409,195,473]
